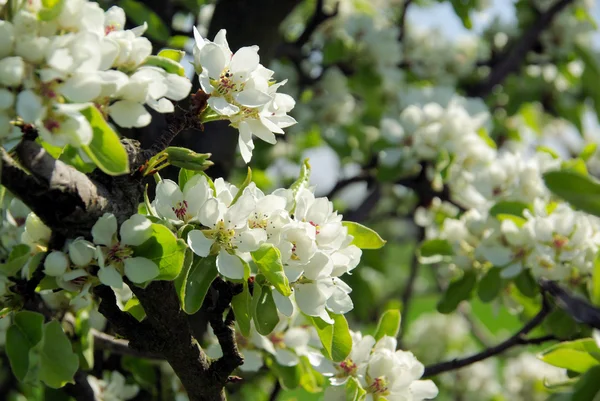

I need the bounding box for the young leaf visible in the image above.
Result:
[543,170,600,218]
[143,56,185,76]
[132,223,187,281]
[230,167,252,206]
[345,377,367,401]
[124,297,146,322]
[39,320,79,388]
[165,147,212,171]
[182,255,218,314]
[6,311,44,382]
[477,267,503,303]
[373,309,401,340]
[307,312,352,362]
[489,201,531,218]
[231,280,252,337]
[252,284,279,335]
[342,221,386,250]
[419,239,454,257]
[251,243,291,297]
[437,271,477,314]
[157,49,185,63]
[571,365,600,401]
[0,244,32,276]
[539,339,600,373]
[80,106,129,175]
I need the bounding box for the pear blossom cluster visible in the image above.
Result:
[0,1,191,147]
[192,28,297,163]
[379,94,600,283]
[151,174,361,322]
[323,332,438,401]
[205,312,325,373]
[38,213,159,308]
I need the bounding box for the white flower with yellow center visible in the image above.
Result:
[92,213,158,288]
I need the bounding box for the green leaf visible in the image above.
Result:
[167,35,190,49]
[543,170,600,217]
[231,280,252,337]
[59,145,96,173]
[132,223,187,281]
[182,255,218,314]
[251,243,291,297]
[40,321,79,388]
[343,221,386,250]
[489,201,531,218]
[165,147,212,171]
[39,0,65,21]
[157,49,185,63]
[252,284,279,335]
[571,365,600,401]
[74,310,94,370]
[307,312,352,362]
[119,0,170,43]
[143,56,185,76]
[539,339,600,373]
[122,355,158,391]
[345,377,367,401]
[437,271,477,314]
[80,106,129,175]
[580,143,597,162]
[0,244,32,276]
[178,169,216,195]
[514,270,538,298]
[477,267,503,303]
[230,167,252,206]
[590,254,600,307]
[265,356,302,390]
[450,0,474,29]
[419,239,454,257]
[124,297,146,322]
[374,309,401,340]
[6,311,44,382]
[290,159,311,213]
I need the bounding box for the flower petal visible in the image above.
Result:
[234,88,271,108]
[120,214,152,246]
[199,43,227,78]
[187,230,213,257]
[98,265,124,289]
[230,46,259,73]
[216,249,245,279]
[124,257,159,283]
[108,100,151,128]
[208,96,239,116]
[92,213,118,246]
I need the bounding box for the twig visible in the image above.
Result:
[423,295,553,377]
[294,0,338,48]
[92,329,164,360]
[398,226,424,342]
[397,0,413,41]
[466,0,575,97]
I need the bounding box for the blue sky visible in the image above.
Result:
[407,0,600,47]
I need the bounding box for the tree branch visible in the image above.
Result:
[92,329,164,360]
[397,0,413,41]
[294,0,338,47]
[207,278,244,382]
[423,295,553,377]
[466,0,575,97]
[398,226,424,341]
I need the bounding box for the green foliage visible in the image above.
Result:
[543,170,600,217]
[345,377,367,401]
[539,339,600,373]
[133,223,187,281]
[231,279,252,337]
[437,271,477,314]
[80,106,130,175]
[419,239,454,258]
[252,284,280,335]
[373,309,401,340]
[6,312,78,388]
[180,255,218,314]
[306,312,352,362]
[251,243,291,297]
[343,221,387,249]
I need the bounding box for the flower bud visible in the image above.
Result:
[0,20,15,59]
[68,238,96,267]
[44,251,70,276]
[0,57,25,87]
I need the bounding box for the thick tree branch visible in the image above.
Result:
[397,0,413,41]
[207,278,244,382]
[466,0,575,97]
[92,329,164,360]
[423,295,553,377]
